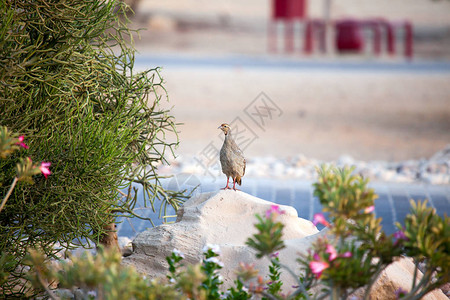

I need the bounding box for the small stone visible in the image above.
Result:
[336,154,355,166]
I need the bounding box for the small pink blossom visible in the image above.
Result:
[325,244,337,261]
[39,162,51,178]
[16,135,29,149]
[312,213,330,227]
[394,230,406,239]
[266,205,285,218]
[309,260,329,279]
[269,252,279,258]
[393,230,408,242]
[313,252,320,261]
[364,205,375,214]
[341,251,352,258]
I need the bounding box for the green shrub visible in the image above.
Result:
[0,0,186,296]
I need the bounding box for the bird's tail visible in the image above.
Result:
[236,176,242,186]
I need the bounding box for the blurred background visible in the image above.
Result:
[115,0,450,238]
[124,0,450,182]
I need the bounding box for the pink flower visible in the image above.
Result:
[364,205,375,213]
[309,260,329,279]
[312,213,330,227]
[313,252,320,261]
[394,230,406,240]
[266,205,285,218]
[269,252,279,258]
[39,162,51,178]
[393,230,408,245]
[325,244,337,261]
[16,135,29,149]
[341,251,352,258]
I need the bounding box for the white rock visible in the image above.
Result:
[353,257,447,300]
[122,190,319,289]
[336,154,355,166]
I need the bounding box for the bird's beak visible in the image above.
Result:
[218,125,222,129]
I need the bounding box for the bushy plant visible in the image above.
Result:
[0,0,186,295]
[296,166,448,299]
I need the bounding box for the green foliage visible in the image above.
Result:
[225,279,251,300]
[265,256,283,298]
[166,250,185,282]
[27,248,184,300]
[307,166,402,294]
[402,200,449,270]
[201,247,224,299]
[314,165,379,238]
[246,214,285,258]
[0,127,21,159]
[399,200,449,298]
[0,0,186,296]
[299,165,449,299]
[0,253,16,287]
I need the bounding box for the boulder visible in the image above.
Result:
[122,190,447,299]
[352,256,447,300]
[122,190,318,290]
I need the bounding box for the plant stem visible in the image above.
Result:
[403,269,433,300]
[277,262,311,300]
[331,286,339,300]
[259,291,278,300]
[316,291,331,300]
[362,263,384,300]
[411,259,419,290]
[36,270,59,300]
[0,177,18,213]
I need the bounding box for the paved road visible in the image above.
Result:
[136,54,450,73]
[117,176,450,238]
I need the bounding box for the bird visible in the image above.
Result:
[218,123,246,191]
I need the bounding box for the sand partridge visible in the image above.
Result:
[218,123,246,190]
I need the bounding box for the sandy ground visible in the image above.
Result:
[127,0,450,162]
[156,67,450,162]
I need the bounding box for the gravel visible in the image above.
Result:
[159,144,450,185]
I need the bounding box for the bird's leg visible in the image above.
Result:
[221,177,231,190]
[232,178,240,191]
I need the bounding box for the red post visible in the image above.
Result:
[304,20,313,54]
[270,0,308,54]
[335,19,364,53]
[386,23,395,55]
[404,21,413,59]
